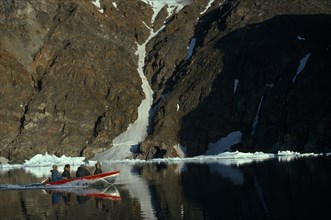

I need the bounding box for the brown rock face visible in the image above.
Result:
[0,0,147,163]
[1,0,331,162]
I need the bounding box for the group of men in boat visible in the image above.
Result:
[50,162,103,181]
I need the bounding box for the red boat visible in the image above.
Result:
[43,170,120,187]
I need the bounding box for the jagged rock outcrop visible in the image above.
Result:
[1,0,330,162]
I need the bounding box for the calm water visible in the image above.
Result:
[0,157,331,220]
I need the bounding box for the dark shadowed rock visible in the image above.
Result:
[140,0,331,158]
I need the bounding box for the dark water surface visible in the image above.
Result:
[1,157,331,220]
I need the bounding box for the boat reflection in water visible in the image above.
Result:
[45,185,121,205]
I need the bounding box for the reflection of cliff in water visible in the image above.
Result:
[180,158,331,219]
[1,158,331,219]
[46,185,121,205]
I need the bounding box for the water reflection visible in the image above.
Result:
[45,185,121,205]
[0,157,331,220]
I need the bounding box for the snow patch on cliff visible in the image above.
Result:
[92,4,172,161]
[297,35,305,40]
[292,53,311,83]
[206,131,242,155]
[140,0,191,23]
[185,37,196,61]
[234,79,239,94]
[90,0,104,13]
[200,0,216,15]
[112,1,118,10]
[251,96,264,135]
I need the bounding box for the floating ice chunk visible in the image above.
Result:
[277,150,322,162]
[24,153,85,167]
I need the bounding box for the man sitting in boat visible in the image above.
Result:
[94,161,102,175]
[51,165,62,181]
[76,164,91,177]
[61,164,71,179]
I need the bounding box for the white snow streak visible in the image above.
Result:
[185,37,196,61]
[251,96,264,135]
[233,79,239,94]
[93,1,189,161]
[292,53,311,83]
[112,2,118,10]
[92,30,156,160]
[297,35,305,40]
[200,0,216,15]
[140,0,189,23]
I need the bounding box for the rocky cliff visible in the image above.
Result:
[1,0,330,163]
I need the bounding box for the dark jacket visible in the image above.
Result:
[76,166,91,177]
[62,170,71,179]
[51,170,62,181]
[94,168,102,175]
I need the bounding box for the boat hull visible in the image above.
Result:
[44,170,120,187]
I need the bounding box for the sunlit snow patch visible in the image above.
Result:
[112,1,118,10]
[200,0,216,15]
[90,0,104,13]
[140,0,191,23]
[92,1,189,161]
